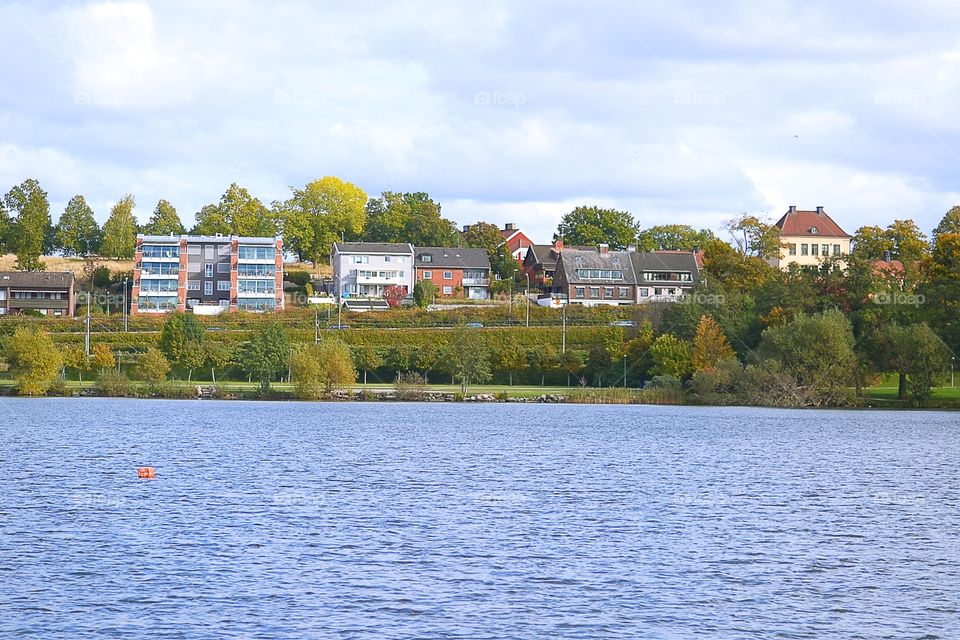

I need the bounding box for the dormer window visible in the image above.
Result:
[420,254,432,263]
[809,226,819,235]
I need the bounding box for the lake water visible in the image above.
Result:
[0,399,957,638]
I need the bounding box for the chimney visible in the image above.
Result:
[598,243,609,253]
[462,224,471,233]
[788,205,797,213]
[626,244,636,252]
[816,206,825,215]
[554,238,564,251]
[692,245,699,254]
[504,223,516,231]
[883,249,892,263]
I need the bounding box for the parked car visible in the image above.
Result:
[465,322,484,328]
[327,324,351,330]
[610,320,637,327]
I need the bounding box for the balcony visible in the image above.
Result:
[462,277,490,286]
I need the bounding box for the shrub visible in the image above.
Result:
[96,370,132,397]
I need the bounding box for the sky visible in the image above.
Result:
[1,0,959,244]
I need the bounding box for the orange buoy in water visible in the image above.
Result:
[137,467,155,479]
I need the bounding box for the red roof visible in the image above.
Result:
[775,208,850,238]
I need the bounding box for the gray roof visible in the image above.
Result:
[631,251,699,284]
[0,271,74,289]
[556,250,637,284]
[334,242,414,255]
[526,244,594,268]
[139,234,279,244]
[415,247,490,269]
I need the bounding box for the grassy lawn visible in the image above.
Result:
[862,385,960,401]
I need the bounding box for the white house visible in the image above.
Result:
[331,242,416,300]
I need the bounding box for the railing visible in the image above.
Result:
[461,277,490,286]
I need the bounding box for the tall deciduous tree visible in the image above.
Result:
[649,333,693,379]
[933,206,960,244]
[871,323,950,404]
[724,214,782,259]
[463,221,517,278]
[554,205,639,250]
[193,183,276,237]
[291,340,357,398]
[364,192,458,246]
[851,225,892,259]
[282,177,367,265]
[691,315,736,371]
[5,178,52,271]
[922,233,960,357]
[852,220,928,262]
[55,195,101,256]
[441,327,492,394]
[0,201,11,253]
[142,200,185,236]
[100,195,138,259]
[3,327,63,396]
[159,312,205,375]
[136,347,171,386]
[638,224,717,251]
[240,322,290,393]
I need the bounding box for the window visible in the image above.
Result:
[801,244,809,256]
[218,243,231,256]
[442,286,453,295]
[575,287,585,298]
[833,244,841,256]
[237,298,276,311]
[350,255,368,264]
[187,281,200,291]
[788,243,797,256]
[576,269,623,280]
[604,287,613,298]
[422,270,432,279]
[640,288,649,297]
[238,246,276,260]
[822,244,830,257]
[218,299,230,307]
[443,271,453,280]
[420,254,432,263]
[141,262,179,275]
[811,244,819,256]
[187,245,201,255]
[205,263,213,277]
[141,245,180,259]
[238,263,275,277]
[590,287,599,298]
[619,287,629,298]
[384,256,391,262]
[204,281,213,295]
[205,245,214,259]
[217,281,231,291]
[654,288,663,296]
[217,262,231,273]
[237,280,275,294]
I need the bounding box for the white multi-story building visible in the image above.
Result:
[331,242,415,300]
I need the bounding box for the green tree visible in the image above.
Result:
[5,178,52,271]
[413,280,438,308]
[282,176,367,265]
[872,323,950,404]
[851,225,892,259]
[136,347,171,386]
[3,327,63,396]
[724,213,782,259]
[364,191,458,246]
[554,205,639,250]
[441,327,492,394]
[202,341,231,384]
[159,312,205,376]
[463,221,518,277]
[55,195,101,256]
[649,334,693,379]
[240,322,290,393]
[142,199,185,236]
[291,340,357,398]
[755,310,857,405]
[0,201,11,253]
[193,183,276,236]
[63,346,91,384]
[923,233,960,356]
[691,315,735,371]
[637,224,716,251]
[885,219,928,263]
[352,344,383,384]
[932,206,960,245]
[100,195,138,259]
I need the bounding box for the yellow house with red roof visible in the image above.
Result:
[772,206,851,270]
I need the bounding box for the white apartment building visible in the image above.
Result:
[331,242,416,299]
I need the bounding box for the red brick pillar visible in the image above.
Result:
[275,239,284,311]
[130,238,142,315]
[176,238,188,312]
[229,239,238,313]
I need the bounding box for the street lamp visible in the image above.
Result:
[952,356,955,388]
[623,354,627,387]
[524,272,530,328]
[122,277,128,332]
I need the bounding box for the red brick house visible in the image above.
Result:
[500,223,536,263]
[414,247,491,299]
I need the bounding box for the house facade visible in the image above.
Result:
[772,206,851,270]
[0,271,75,316]
[332,242,415,300]
[551,246,700,305]
[131,234,284,314]
[522,239,595,288]
[414,247,491,299]
[500,223,536,263]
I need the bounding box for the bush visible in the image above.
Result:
[285,270,312,286]
[96,370,133,397]
[395,371,428,400]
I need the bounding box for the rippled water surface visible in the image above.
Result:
[0,399,958,638]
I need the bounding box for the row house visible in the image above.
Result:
[331,242,416,300]
[772,206,851,270]
[0,272,75,317]
[131,234,284,315]
[414,247,491,299]
[551,246,700,306]
[522,239,593,287]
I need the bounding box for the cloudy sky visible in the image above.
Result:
[1,0,959,243]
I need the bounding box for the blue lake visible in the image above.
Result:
[0,399,958,638]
